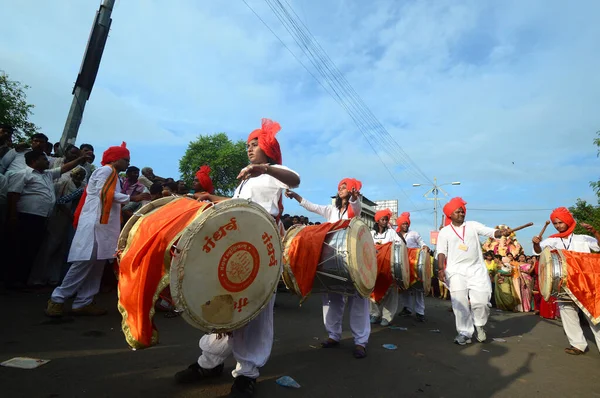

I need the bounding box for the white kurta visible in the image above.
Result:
[402,230,427,249]
[68,166,129,262]
[300,196,361,222]
[436,221,496,293]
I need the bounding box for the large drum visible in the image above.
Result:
[391,242,410,290]
[282,218,377,298]
[117,197,282,349]
[539,247,568,301]
[407,248,433,294]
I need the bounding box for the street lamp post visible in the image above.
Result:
[413,177,460,231]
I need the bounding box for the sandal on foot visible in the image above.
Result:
[564,346,585,355]
[353,345,367,359]
[320,338,340,348]
[174,362,224,384]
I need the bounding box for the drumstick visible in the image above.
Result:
[507,222,534,233]
[538,220,551,238]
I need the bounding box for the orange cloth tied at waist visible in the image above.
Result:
[117,198,211,349]
[563,250,600,325]
[287,220,351,299]
[371,242,394,303]
[407,248,421,287]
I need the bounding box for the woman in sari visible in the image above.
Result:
[517,254,534,312]
[494,256,517,311]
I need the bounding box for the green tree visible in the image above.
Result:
[179,133,248,196]
[0,71,41,141]
[570,199,600,236]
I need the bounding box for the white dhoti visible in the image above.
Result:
[559,301,600,353]
[196,295,275,379]
[369,287,398,322]
[50,243,105,309]
[448,273,491,338]
[400,289,425,315]
[322,293,370,346]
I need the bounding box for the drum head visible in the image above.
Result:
[539,247,555,301]
[281,224,305,296]
[345,218,377,297]
[117,196,180,262]
[391,242,410,290]
[170,199,282,333]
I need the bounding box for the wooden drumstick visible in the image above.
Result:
[507,222,534,233]
[538,220,551,238]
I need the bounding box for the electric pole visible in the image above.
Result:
[59,0,115,151]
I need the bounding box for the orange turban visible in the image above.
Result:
[443,197,467,226]
[195,165,214,194]
[549,207,576,238]
[338,178,362,192]
[375,208,392,223]
[396,212,410,227]
[101,142,130,166]
[247,118,282,165]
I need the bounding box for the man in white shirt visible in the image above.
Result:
[532,207,600,356]
[436,197,511,345]
[5,150,87,290]
[396,212,430,322]
[0,133,51,176]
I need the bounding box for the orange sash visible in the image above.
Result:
[563,250,600,325]
[407,248,421,287]
[73,166,118,228]
[370,242,394,303]
[117,198,210,349]
[287,220,351,299]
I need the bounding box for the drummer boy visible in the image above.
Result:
[532,207,600,356]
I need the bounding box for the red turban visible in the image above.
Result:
[195,165,214,194]
[549,207,576,238]
[101,142,130,166]
[396,212,411,227]
[247,118,282,165]
[338,178,362,192]
[375,208,392,223]
[443,197,467,226]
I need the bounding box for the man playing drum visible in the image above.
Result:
[396,212,430,322]
[285,178,370,359]
[436,197,511,345]
[175,119,300,398]
[370,208,403,326]
[532,207,600,356]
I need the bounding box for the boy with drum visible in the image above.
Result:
[436,197,511,345]
[175,119,300,398]
[532,207,600,355]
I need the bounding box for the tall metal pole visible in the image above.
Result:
[59,0,115,150]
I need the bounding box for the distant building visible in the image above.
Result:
[374,199,398,221]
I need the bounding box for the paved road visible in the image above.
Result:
[1,289,598,398]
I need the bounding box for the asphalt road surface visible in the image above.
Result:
[1,288,599,398]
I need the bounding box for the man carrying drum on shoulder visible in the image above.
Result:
[396,212,430,322]
[285,178,370,359]
[175,119,300,398]
[532,207,600,356]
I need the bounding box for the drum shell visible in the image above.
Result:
[539,247,567,301]
[390,242,410,290]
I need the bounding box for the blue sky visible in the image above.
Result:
[1,0,599,253]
